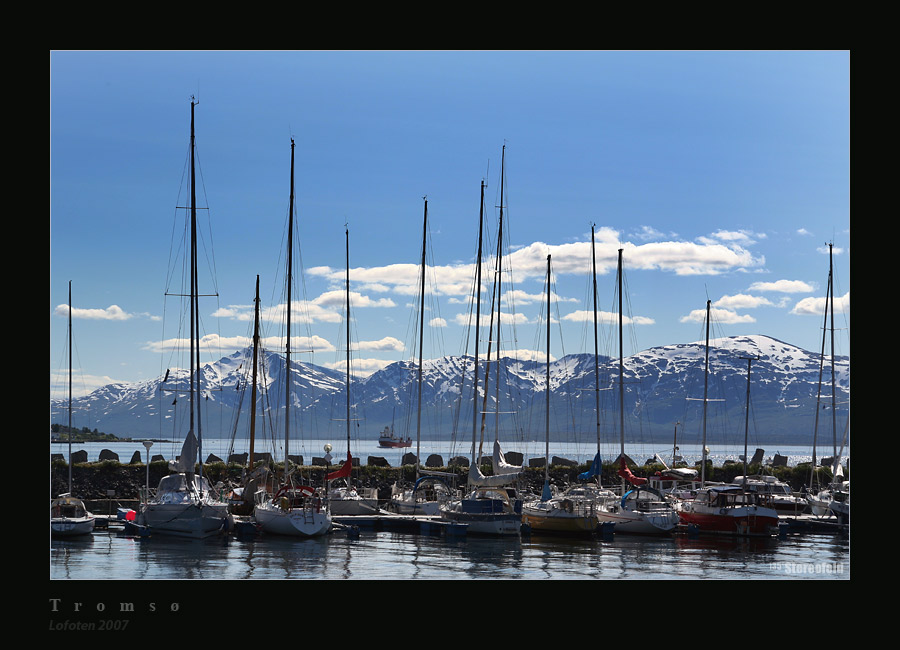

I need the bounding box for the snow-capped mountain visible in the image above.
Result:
[50,335,849,446]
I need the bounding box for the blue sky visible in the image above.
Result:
[50,50,849,399]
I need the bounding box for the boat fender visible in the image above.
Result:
[280,497,290,511]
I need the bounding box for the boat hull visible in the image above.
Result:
[138,502,231,539]
[677,506,778,537]
[521,507,599,534]
[378,439,412,448]
[255,502,331,537]
[595,508,679,535]
[51,516,96,537]
[440,508,521,535]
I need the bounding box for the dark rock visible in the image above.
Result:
[151,454,166,463]
[506,451,524,465]
[425,454,443,468]
[129,451,142,464]
[206,454,223,464]
[367,456,390,467]
[529,457,546,468]
[229,452,248,465]
[449,456,469,467]
[551,456,576,467]
[98,449,119,462]
[401,452,417,465]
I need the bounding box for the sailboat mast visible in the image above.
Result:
[494,145,505,440]
[472,181,485,465]
[189,98,202,484]
[828,242,837,466]
[701,299,711,487]
[544,254,551,487]
[67,281,73,494]
[591,227,601,456]
[740,355,758,487]
[617,249,624,465]
[416,198,427,479]
[249,275,260,468]
[285,139,295,472]
[809,250,831,488]
[345,227,352,462]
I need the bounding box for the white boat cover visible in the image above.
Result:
[468,460,519,487]
[492,440,522,475]
[177,430,199,472]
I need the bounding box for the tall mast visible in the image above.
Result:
[544,254,551,491]
[828,242,837,467]
[740,355,758,488]
[415,198,427,479]
[591,227,601,456]
[617,249,625,495]
[249,275,260,468]
[810,250,831,488]
[284,139,295,473]
[189,98,202,485]
[493,144,506,440]
[67,281,73,494]
[472,181,485,465]
[345,227,352,461]
[701,299,711,487]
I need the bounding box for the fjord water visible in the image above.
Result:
[51,523,848,581]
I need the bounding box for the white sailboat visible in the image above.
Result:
[327,227,380,516]
[594,249,680,535]
[439,162,522,536]
[51,281,96,537]
[137,98,231,539]
[522,255,603,535]
[253,138,331,537]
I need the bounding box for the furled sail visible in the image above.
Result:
[491,440,522,475]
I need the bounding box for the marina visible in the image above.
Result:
[50,54,850,607]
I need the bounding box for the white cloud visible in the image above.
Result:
[679,306,756,325]
[790,291,850,316]
[747,279,815,293]
[55,304,135,321]
[713,294,775,310]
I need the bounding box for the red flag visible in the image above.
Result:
[327,451,353,481]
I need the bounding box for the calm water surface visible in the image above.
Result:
[50,524,849,581]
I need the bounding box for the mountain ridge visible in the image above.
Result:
[50,334,849,447]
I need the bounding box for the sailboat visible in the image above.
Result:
[390,198,454,516]
[327,227,380,516]
[51,282,96,537]
[674,300,779,537]
[593,249,680,535]
[806,243,850,523]
[439,171,522,536]
[253,139,332,537]
[137,98,231,539]
[521,255,602,535]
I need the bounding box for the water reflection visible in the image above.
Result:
[50,525,849,581]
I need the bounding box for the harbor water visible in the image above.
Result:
[49,437,849,590]
[51,521,848,581]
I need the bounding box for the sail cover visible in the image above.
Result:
[467,462,519,487]
[617,456,647,486]
[492,440,522,475]
[327,451,353,481]
[177,430,199,473]
[577,452,602,480]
